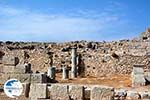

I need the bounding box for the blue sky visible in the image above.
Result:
[0,0,149,42]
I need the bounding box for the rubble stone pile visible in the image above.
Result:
[0,29,150,100]
[0,29,150,77]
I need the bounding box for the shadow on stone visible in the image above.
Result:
[77,54,85,77]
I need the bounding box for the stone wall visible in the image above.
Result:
[6,83,150,100]
[28,83,115,100]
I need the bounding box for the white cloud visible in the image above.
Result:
[0,3,125,42]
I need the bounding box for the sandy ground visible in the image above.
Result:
[56,74,132,88]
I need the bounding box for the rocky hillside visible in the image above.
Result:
[0,29,150,77]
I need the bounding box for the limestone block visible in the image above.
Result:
[50,84,70,100]
[3,65,15,74]
[30,74,47,83]
[69,85,84,100]
[14,64,31,74]
[133,65,144,74]
[127,91,141,100]
[0,74,31,84]
[132,65,146,87]
[132,75,146,87]
[91,86,114,100]
[29,83,47,100]
[2,56,19,66]
[14,64,26,74]
[13,74,31,83]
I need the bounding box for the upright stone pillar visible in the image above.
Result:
[49,55,53,67]
[25,63,31,73]
[46,51,53,67]
[62,66,69,79]
[47,66,56,80]
[23,50,29,64]
[132,64,146,87]
[71,48,77,78]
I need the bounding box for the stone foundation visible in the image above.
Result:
[1,83,148,100]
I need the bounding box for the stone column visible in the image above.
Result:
[25,63,31,73]
[62,66,69,79]
[71,48,77,78]
[23,50,30,64]
[50,55,53,67]
[48,66,56,80]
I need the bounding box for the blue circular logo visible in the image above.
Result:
[4,79,23,98]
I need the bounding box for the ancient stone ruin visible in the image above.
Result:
[0,28,150,100]
[132,64,146,87]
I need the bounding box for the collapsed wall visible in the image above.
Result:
[0,29,150,77]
